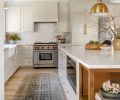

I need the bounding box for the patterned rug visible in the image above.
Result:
[13,73,66,100]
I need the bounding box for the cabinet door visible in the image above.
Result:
[4,49,10,82]
[57,4,69,32]
[21,46,33,58]
[33,2,58,22]
[6,5,21,32]
[21,5,33,32]
[15,46,21,68]
[9,56,16,76]
[71,12,98,45]
[21,46,33,67]
[108,4,120,25]
[21,58,33,66]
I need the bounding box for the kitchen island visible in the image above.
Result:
[58,45,120,100]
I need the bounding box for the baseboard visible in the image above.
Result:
[19,66,34,68]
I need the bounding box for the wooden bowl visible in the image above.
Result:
[85,44,101,50]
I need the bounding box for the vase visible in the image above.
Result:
[113,39,120,50]
[9,40,17,44]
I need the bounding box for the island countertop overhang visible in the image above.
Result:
[59,45,120,69]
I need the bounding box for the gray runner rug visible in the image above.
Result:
[13,73,66,100]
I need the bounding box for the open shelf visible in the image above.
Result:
[80,95,88,100]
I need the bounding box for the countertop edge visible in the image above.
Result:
[59,46,120,69]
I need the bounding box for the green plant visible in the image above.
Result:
[6,33,21,41]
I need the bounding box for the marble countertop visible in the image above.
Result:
[4,44,18,49]
[60,45,120,69]
[4,43,33,49]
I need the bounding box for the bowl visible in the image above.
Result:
[99,87,120,99]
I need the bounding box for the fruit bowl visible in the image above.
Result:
[85,44,101,50]
[85,41,101,50]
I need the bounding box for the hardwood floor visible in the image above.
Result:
[5,68,58,100]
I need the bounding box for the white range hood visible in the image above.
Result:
[111,0,120,3]
[33,2,58,22]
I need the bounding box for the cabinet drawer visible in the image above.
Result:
[22,51,33,57]
[22,46,33,50]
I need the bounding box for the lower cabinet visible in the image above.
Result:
[4,49,10,83]
[21,45,33,67]
[58,48,77,100]
[4,46,21,83]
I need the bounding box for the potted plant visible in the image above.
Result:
[5,33,21,44]
[100,15,120,50]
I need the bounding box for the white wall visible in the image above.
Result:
[0,1,5,100]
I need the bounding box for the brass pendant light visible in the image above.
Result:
[91,0,109,16]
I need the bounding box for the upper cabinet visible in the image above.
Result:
[6,5,33,32]
[108,3,120,17]
[33,2,58,22]
[57,3,70,32]
[70,3,98,45]
[21,5,33,32]
[6,5,21,32]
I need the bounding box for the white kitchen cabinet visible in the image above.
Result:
[21,58,33,67]
[4,46,21,83]
[4,49,10,82]
[15,45,21,67]
[6,5,21,32]
[70,3,98,45]
[21,5,33,32]
[108,3,120,25]
[21,45,33,67]
[6,5,33,32]
[9,55,17,78]
[33,2,58,22]
[57,3,70,32]
[109,4,120,16]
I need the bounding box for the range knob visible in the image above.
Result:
[55,46,57,49]
[37,47,39,50]
[35,47,38,50]
[42,47,44,49]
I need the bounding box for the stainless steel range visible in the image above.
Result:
[33,42,58,68]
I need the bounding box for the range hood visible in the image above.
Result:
[33,2,58,22]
